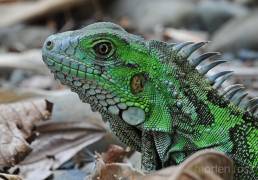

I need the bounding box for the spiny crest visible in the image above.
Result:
[172,41,258,116]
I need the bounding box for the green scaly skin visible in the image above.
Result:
[42,22,257,179]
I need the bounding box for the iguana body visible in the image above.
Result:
[42,22,257,179]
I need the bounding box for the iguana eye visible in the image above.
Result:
[93,41,113,58]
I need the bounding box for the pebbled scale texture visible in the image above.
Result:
[42,22,258,180]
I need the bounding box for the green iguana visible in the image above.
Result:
[42,22,257,179]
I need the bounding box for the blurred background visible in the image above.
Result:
[0,0,257,179]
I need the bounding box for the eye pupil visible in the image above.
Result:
[99,44,108,54]
[93,41,113,57]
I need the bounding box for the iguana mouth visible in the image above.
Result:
[42,48,133,117]
[42,51,94,79]
[42,46,112,109]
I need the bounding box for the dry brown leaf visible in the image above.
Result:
[141,150,234,180]
[0,89,117,179]
[101,145,130,164]
[15,121,106,180]
[90,157,144,180]
[90,150,234,180]
[0,99,52,166]
[0,173,22,180]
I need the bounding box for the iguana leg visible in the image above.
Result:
[152,132,173,167]
[141,131,159,171]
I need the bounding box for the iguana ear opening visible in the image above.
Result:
[130,73,148,94]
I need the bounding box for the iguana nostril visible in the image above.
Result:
[46,40,54,50]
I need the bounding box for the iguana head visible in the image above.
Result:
[42,22,172,128]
